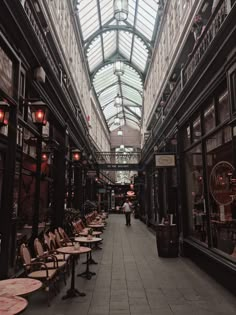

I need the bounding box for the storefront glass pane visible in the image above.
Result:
[193,116,201,142]
[183,125,191,148]
[206,127,236,260]
[218,90,230,124]
[204,103,215,134]
[185,144,207,243]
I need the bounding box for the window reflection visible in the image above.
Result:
[204,103,215,134]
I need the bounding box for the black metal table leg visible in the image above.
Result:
[62,255,86,299]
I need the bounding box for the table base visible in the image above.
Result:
[77,270,96,280]
[83,257,98,264]
[62,288,86,299]
[94,244,103,250]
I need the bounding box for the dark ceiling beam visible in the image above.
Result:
[107,110,123,122]
[118,75,126,124]
[124,106,141,120]
[123,96,141,107]
[84,25,151,52]
[96,0,105,62]
[130,0,139,63]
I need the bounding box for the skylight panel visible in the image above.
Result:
[100,0,114,25]
[79,1,99,40]
[103,32,116,59]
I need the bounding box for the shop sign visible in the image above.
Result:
[0,47,13,97]
[87,170,97,178]
[99,164,139,170]
[210,161,234,206]
[155,154,176,167]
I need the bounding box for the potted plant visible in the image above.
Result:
[87,228,93,239]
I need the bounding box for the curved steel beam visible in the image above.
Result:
[84,25,151,52]
[109,116,140,128]
[91,58,144,81]
[97,81,143,97]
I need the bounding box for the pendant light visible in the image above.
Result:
[113,60,124,76]
[114,117,120,125]
[114,94,122,107]
[114,0,129,21]
[117,128,123,136]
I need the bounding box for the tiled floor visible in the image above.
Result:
[22,214,236,315]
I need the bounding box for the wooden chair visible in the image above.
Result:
[34,238,67,284]
[20,243,58,305]
[44,233,70,262]
[57,227,73,246]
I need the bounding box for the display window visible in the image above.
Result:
[204,103,215,134]
[185,144,206,243]
[206,127,236,259]
[183,86,236,260]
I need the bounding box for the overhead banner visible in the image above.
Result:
[98,164,139,171]
[155,154,176,167]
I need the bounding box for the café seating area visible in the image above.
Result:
[0,210,107,313]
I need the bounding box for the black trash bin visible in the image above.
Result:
[156,224,179,257]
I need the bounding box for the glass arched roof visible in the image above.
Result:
[77,0,160,130]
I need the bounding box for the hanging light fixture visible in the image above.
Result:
[117,128,123,136]
[114,0,129,21]
[114,117,120,125]
[113,60,124,76]
[114,94,122,107]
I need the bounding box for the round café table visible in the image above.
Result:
[0,294,28,314]
[56,246,91,299]
[79,230,102,237]
[0,278,42,296]
[74,237,102,280]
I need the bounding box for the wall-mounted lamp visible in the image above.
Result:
[72,149,81,162]
[0,101,10,127]
[29,101,48,126]
[41,152,49,161]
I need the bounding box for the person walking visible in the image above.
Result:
[122,198,132,226]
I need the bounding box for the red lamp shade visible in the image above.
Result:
[29,101,48,125]
[72,150,81,162]
[41,153,49,161]
[0,101,10,126]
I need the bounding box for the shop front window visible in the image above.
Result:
[206,127,236,259]
[185,144,207,243]
[183,125,191,148]
[193,116,201,142]
[204,103,215,134]
[218,90,230,124]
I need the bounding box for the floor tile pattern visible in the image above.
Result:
[22,214,236,315]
